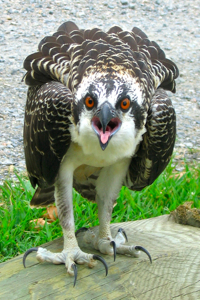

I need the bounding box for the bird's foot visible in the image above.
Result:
[77,227,152,263]
[23,246,108,286]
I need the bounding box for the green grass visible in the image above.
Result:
[0,162,199,263]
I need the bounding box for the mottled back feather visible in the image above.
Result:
[23,21,178,94]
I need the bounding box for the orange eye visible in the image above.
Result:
[85,96,95,109]
[120,98,131,111]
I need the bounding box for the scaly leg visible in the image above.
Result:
[78,160,152,263]
[23,163,107,286]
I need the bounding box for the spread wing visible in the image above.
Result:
[127,88,176,191]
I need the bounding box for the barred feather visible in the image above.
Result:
[24,81,73,188]
[126,88,176,190]
[23,20,178,95]
[23,21,178,206]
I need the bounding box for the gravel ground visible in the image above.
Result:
[0,0,200,185]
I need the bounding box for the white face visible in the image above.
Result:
[70,72,147,166]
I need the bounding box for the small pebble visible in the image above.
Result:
[129,4,136,9]
[121,0,129,5]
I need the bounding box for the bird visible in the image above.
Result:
[23,21,178,286]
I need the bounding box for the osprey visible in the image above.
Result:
[23,21,178,285]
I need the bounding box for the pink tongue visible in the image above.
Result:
[100,130,111,144]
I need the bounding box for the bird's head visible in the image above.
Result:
[71,71,147,160]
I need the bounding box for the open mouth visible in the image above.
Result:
[92,116,122,145]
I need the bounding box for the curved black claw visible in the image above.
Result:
[23,247,38,268]
[135,246,152,264]
[110,241,116,261]
[71,263,77,287]
[93,254,108,276]
[118,228,128,242]
[75,227,88,237]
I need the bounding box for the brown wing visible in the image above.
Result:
[126,88,176,190]
[24,81,73,190]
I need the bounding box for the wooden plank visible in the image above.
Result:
[0,215,200,300]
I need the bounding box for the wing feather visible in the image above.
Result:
[126,88,176,191]
[23,21,178,95]
[24,81,73,189]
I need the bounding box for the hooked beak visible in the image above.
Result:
[92,102,121,150]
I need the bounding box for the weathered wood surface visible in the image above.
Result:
[1,215,200,300]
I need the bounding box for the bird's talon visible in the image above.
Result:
[93,254,108,276]
[118,228,128,242]
[75,227,88,237]
[135,245,152,264]
[71,263,77,287]
[23,247,38,268]
[110,240,116,261]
